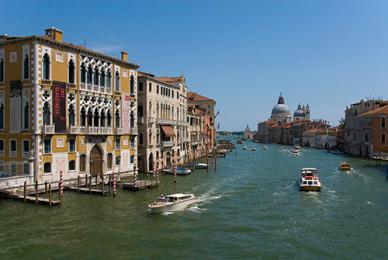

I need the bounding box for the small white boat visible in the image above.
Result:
[243,146,247,150]
[291,148,300,155]
[263,145,268,150]
[299,168,321,192]
[194,163,208,169]
[163,167,191,175]
[294,145,302,150]
[251,148,257,151]
[148,193,198,213]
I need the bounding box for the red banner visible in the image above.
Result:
[52,84,67,133]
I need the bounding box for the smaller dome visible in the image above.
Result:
[294,109,305,117]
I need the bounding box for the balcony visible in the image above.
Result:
[42,125,55,134]
[157,118,176,125]
[131,127,138,135]
[161,141,174,148]
[115,128,130,135]
[68,126,80,134]
[80,83,86,90]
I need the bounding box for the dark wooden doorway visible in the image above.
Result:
[90,145,103,176]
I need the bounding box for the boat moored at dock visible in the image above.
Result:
[299,168,321,192]
[163,167,192,175]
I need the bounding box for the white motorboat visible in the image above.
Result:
[263,145,268,150]
[163,167,191,175]
[148,193,198,213]
[251,148,257,151]
[243,146,248,150]
[194,163,208,169]
[299,168,321,192]
[291,148,300,155]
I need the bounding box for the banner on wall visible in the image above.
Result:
[52,83,67,133]
[121,93,131,131]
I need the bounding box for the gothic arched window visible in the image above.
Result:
[43,102,51,125]
[68,105,75,126]
[87,65,92,84]
[94,110,99,127]
[100,110,106,127]
[107,110,112,127]
[42,53,50,80]
[106,69,111,88]
[130,75,135,95]
[94,67,99,85]
[24,101,29,129]
[80,63,86,83]
[80,107,86,126]
[87,108,93,126]
[115,110,120,128]
[68,60,75,84]
[115,71,120,91]
[23,54,29,80]
[100,70,105,87]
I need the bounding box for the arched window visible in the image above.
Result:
[43,102,51,125]
[94,67,99,85]
[148,131,152,144]
[79,154,86,172]
[130,112,134,128]
[0,59,3,82]
[382,117,386,128]
[68,60,75,84]
[107,110,112,127]
[87,109,93,126]
[130,75,135,95]
[107,153,113,169]
[80,63,86,83]
[106,69,111,88]
[24,102,29,129]
[115,110,120,128]
[80,107,86,126]
[100,110,106,127]
[87,65,92,84]
[115,71,120,91]
[94,110,99,127]
[23,54,29,79]
[0,103,4,129]
[100,70,105,87]
[68,105,75,126]
[138,105,143,117]
[42,53,50,80]
[156,130,160,145]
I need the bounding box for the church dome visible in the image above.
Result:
[271,93,291,121]
[293,104,305,117]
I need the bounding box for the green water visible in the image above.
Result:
[1,142,388,259]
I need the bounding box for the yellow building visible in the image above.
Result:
[0,28,139,187]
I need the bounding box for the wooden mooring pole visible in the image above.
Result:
[108,174,112,195]
[101,175,104,196]
[89,175,92,193]
[35,180,38,204]
[48,183,52,206]
[23,181,27,203]
[45,182,48,198]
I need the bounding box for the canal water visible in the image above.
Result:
[1,140,388,259]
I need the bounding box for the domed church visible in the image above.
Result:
[271,93,292,122]
[293,104,310,121]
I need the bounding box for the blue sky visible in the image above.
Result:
[2,0,388,131]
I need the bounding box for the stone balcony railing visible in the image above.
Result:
[131,127,138,135]
[115,128,130,135]
[42,125,55,134]
[161,141,174,147]
[80,82,112,94]
[69,126,113,135]
[157,118,176,125]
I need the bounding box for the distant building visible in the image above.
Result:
[243,125,254,140]
[344,99,388,157]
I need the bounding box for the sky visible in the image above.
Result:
[2,0,388,131]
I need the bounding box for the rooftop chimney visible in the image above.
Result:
[121,51,128,62]
[45,27,63,42]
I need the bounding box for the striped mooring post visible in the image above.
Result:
[153,161,156,180]
[133,165,137,185]
[174,164,177,183]
[60,170,64,201]
[113,173,117,197]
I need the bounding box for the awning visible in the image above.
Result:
[161,125,175,137]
